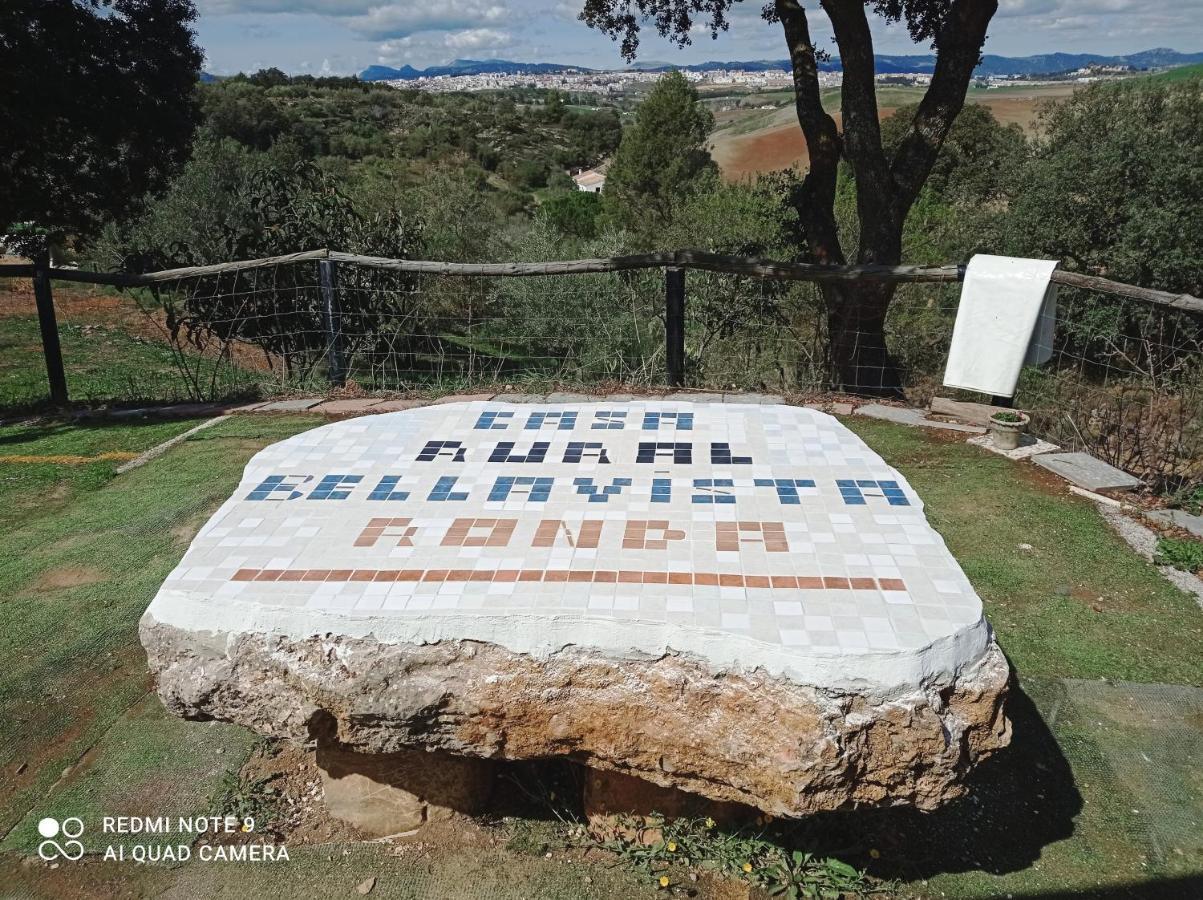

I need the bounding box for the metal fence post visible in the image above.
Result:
[32,254,69,405]
[318,258,347,387]
[665,266,686,387]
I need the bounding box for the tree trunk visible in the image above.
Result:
[823,280,902,396]
[776,0,995,398]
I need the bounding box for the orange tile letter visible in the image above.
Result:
[715,521,789,552]
[441,518,518,547]
[354,517,417,548]
[623,520,686,550]
[531,519,603,548]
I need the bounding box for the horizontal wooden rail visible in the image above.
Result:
[0,248,1199,314]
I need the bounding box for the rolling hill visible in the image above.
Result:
[361,49,1203,81]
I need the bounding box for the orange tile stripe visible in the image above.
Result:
[0,451,139,465]
[230,568,907,592]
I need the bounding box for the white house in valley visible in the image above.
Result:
[572,169,606,193]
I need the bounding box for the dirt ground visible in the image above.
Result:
[710,84,1080,182]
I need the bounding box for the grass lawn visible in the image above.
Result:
[0,412,1199,897]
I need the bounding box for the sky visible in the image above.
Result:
[193,1,1203,76]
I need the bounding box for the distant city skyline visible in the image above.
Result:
[195,1,1203,77]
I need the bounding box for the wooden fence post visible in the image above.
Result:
[665,266,686,387]
[318,259,347,387]
[32,254,69,405]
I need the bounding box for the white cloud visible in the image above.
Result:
[377,28,515,64]
[347,3,510,40]
[200,0,512,40]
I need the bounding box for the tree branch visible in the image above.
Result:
[890,0,998,211]
[775,0,844,264]
[822,0,900,258]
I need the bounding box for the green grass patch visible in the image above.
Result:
[0,309,263,413]
[0,415,321,839]
[1156,536,1203,574]
[0,418,202,530]
[1152,62,1203,82]
[1,695,259,856]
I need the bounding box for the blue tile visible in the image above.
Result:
[246,474,311,501]
[308,474,362,500]
[754,478,816,504]
[428,476,468,501]
[368,476,410,501]
[592,411,627,429]
[474,411,513,430]
[488,441,550,463]
[692,478,735,503]
[525,411,578,430]
[489,475,554,502]
[641,411,693,430]
[417,440,465,462]
[574,476,632,503]
[564,441,611,464]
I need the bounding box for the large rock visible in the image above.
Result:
[317,746,494,836]
[141,401,1011,817]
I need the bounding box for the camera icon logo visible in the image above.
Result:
[37,817,85,861]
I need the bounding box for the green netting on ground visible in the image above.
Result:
[1059,679,1203,874]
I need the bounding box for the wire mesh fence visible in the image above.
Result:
[1,254,1200,490]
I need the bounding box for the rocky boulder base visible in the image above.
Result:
[143,623,1009,818]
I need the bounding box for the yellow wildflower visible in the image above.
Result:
[666,841,677,852]
[704,817,716,829]
[742,862,753,874]
[658,875,670,888]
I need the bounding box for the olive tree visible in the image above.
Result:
[1,1,203,246]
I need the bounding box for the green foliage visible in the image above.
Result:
[595,814,889,897]
[96,143,423,378]
[209,769,281,831]
[1169,484,1203,516]
[1154,537,1203,574]
[538,192,604,239]
[882,103,1026,207]
[1,0,203,239]
[664,175,799,256]
[1002,77,1203,296]
[604,71,717,235]
[196,76,621,205]
[96,137,421,270]
[493,223,662,380]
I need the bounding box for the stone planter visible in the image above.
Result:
[988,411,1030,451]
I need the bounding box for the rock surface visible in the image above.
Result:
[142,622,1010,816]
[317,746,494,837]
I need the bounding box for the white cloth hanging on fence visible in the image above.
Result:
[942,254,1059,398]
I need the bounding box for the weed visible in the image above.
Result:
[592,814,892,897]
[209,769,282,832]
[990,411,1025,424]
[1168,483,1203,516]
[1155,536,1203,573]
[504,818,560,856]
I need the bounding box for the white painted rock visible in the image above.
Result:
[141,402,1010,815]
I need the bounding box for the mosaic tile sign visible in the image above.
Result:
[147,402,991,688]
